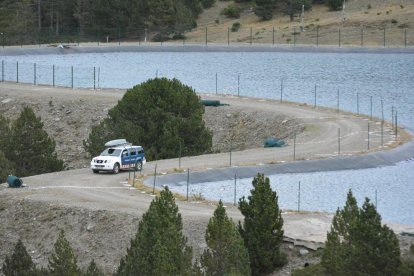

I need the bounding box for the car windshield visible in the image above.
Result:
[100,148,121,157]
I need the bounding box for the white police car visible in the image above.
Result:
[90,139,146,174]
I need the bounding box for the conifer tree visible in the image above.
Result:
[2,239,36,276]
[201,200,251,275]
[238,173,287,275]
[117,187,193,275]
[84,78,212,161]
[84,260,103,276]
[48,230,80,276]
[0,150,15,184]
[322,190,402,275]
[0,114,10,153]
[8,106,64,177]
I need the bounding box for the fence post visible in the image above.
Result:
[230,137,233,167]
[52,65,55,87]
[338,28,341,48]
[16,62,18,83]
[337,88,340,112]
[237,74,240,96]
[280,79,283,103]
[228,27,230,46]
[293,27,296,46]
[34,63,36,85]
[179,142,182,169]
[383,26,386,48]
[391,106,394,131]
[1,60,3,82]
[118,27,121,46]
[316,25,319,47]
[71,66,74,89]
[357,92,359,115]
[338,128,341,156]
[152,164,157,195]
[395,110,398,139]
[250,27,252,45]
[370,95,373,120]
[234,174,237,206]
[405,28,407,48]
[314,84,317,108]
[215,72,218,94]
[381,99,384,147]
[205,27,208,46]
[293,133,296,161]
[367,122,370,150]
[186,168,190,201]
[298,181,301,212]
[272,26,275,46]
[93,67,96,90]
[361,27,364,47]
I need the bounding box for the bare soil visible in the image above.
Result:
[186,0,414,47]
[0,82,301,170]
[0,83,412,275]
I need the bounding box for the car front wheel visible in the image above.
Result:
[112,163,120,174]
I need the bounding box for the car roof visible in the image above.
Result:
[110,145,143,150]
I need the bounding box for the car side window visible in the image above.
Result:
[122,150,128,157]
[130,149,137,156]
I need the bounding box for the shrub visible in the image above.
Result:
[367,4,372,9]
[325,0,342,11]
[201,0,215,8]
[84,78,212,161]
[391,19,398,24]
[231,22,241,32]
[222,5,241,18]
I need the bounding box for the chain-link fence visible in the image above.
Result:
[0,60,97,89]
[1,25,413,48]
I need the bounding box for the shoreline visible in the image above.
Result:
[1,43,414,56]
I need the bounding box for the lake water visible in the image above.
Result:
[1,50,413,224]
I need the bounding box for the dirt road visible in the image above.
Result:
[0,83,412,274]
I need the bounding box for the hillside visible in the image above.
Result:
[185,0,414,47]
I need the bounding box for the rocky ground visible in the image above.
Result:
[0,85,301,169]
[0,83,412,275]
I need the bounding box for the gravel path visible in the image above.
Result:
[0,83,412,275]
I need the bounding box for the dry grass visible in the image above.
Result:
[184,0,414,47]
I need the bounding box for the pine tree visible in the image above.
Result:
[322,190,402,275]
[0,150,15,184]
[8,106,64,177]
[238,173,287,275]
[85,78,212,161]
[0,114,10,153]
[255,0,277,20]
[201,200,251,275]
[84,260,103,276]
[2,239,36,276]
[117,187,193,275]
[48,230,80,276]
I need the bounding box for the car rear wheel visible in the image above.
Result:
[112,163,120,174]
[135,160,143,171]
